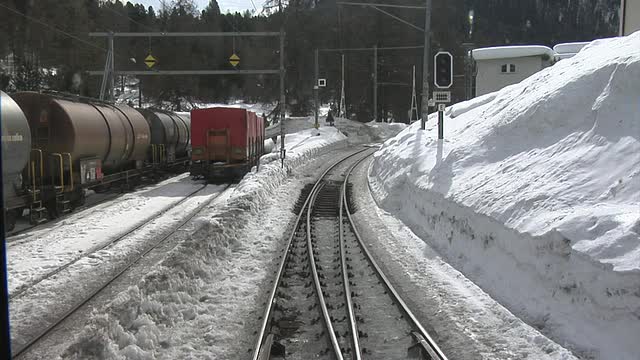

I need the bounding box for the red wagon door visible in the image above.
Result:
[207,129,230,163]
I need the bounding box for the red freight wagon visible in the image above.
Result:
[190,107,265,181]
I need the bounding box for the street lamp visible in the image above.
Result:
[463,9,476,100]
[468,10,474,39]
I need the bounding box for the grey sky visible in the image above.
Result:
[128,0,264,14]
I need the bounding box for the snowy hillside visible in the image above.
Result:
[369,33,640,359]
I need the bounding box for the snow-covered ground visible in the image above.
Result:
[352,157,576,360]
[369,33,640,359]
[190,100,275,116]
[10,181,229,354]
[19,126,350,359]
[7,174,205,295]
[266,115,406,144]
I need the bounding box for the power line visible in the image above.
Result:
[0,2,107,54]
[249,0,259,13]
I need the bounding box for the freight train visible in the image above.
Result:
[1,91,191,231]
[189,107,265,181]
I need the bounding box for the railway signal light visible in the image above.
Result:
[434,52,453,89]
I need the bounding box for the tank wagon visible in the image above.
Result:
[137,108,190,163]
[1,91,33,228]
[190,107,265,181]
[1,91,192,231]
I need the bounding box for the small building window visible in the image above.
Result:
[501,63,516,73]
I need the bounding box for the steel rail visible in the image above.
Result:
[7,164,190,239]
[340,175,362,359]
[7,192,121,239]
[342,157,448,360]
[307,183,344,359]
[251,148,369,360]
[9,183,208,300]
[12,184,231,358]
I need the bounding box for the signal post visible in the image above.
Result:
[432,51,453,138]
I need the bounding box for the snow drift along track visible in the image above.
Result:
[11,183,231,358]
[9,183,208,300]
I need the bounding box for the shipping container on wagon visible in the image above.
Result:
[257,114,265,154]
[189,107,263,181]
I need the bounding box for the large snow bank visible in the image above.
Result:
[370,33,640,359]
[57,128,348,359]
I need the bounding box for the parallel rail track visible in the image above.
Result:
[6,165,190,238]
[11,183,230,358]
[9,182,209,300]
[253,149,447,359]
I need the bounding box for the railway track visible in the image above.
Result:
[10,183,231,358]
[253,149,448,359]
[6,172,185,239]
[9,182,209,300]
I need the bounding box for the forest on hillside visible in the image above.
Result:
[0,0,620,122]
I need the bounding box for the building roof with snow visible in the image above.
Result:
[472,45,555,61]
[553,42,590,54]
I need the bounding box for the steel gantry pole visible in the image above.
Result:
[314,48,320,129]
[373,45,378,122]
[108,32,115,101]
[339,54,346,118]
[421,0,432,130]
[280,29,286,168]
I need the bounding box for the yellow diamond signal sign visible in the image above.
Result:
[229,53,240,67]
[144,54,157,69]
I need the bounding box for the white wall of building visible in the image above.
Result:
[622,0,640,36]
[474,56,548,96]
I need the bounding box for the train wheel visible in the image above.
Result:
[4,210,17,232]
[93,184,111,193]
[46,199,60,219]
[71,189,86,209]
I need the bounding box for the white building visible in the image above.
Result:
[471,45,555,96]
[620,0,640,36]
[553,42,590,61]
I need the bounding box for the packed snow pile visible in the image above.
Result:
[58,128,347,359]
[262,126,346,162]
[369,33,640,359]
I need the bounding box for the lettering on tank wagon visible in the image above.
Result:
[2,134,24,142]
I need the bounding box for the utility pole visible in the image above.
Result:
[421,0,432,130]
[316,45,422,123]
[108,33,115,101]
[410,65,418,122]
[314,48,320,129]
[99,32,115,102]
[339,54,346,118]
[280,28,286,167]
[336,1,431,127]
[138,77,142,107]
[373,44,378,122]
